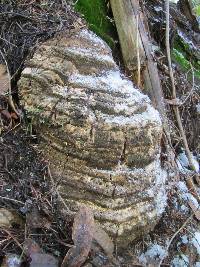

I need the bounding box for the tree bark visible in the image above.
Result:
[109,0,146,71]
[110,0,167,123]
[110,0,179,164]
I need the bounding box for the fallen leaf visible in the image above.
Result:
[92,223,119,266]
[72,206,94,244]
[0,64,9,95]
[61,206,94,267]
[10,112,18,120]
[93,223,114,257]
[186,177,196,195]
[1,109,12,121]
[194,174,200,186]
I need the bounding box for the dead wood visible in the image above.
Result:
[110,0,173,152]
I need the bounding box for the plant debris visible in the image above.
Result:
[61,207,94,267]
[0,0,81,96]
[0,128,73,266]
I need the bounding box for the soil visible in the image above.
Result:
[0,125,199,266]
[0,124,73,266]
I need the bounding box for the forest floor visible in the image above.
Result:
[0,124,199,266]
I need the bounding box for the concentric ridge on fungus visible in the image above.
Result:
[18,28,167,246]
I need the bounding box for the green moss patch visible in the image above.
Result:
[74,0,117,48]
[172,49,200,79]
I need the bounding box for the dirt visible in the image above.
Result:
[0,117,199,266]
[0,124,73,266]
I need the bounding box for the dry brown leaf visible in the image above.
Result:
[93,223,114,257]
[61,206,94,267]
[1,109,12,120]
[10,112,19,120]
[72,206,94,244]
[188,201,200,220]
[0,64,9,95]
[92,223,120,266]
[186,177,196,194]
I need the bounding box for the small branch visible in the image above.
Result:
[165,0,196,172]
[158,213,193,266]
[0,196,24,205]
[136,13,141,87]
[2,229,23,250]
[165,1,176,100]
[0,50,20,116]
[0,37,18,47]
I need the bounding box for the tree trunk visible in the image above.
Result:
[110,0,168,130]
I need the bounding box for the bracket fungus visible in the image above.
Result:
[19,29,167,246]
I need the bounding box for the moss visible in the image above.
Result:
[194,5,200,16]
[172,49,190,70]
[173,30,200,80]
[191,0,200,16]
[172,49,200,79]
[173,32,200,66]
[74,0,117,48]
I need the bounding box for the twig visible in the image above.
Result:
[2,122,21,137]
[0,12,54,23]
[0,196,24,205]
[158,213,193,266]
[136,13,141,87]
[0,50,20,117]
[0,237,11,245]
[129,0,174,155]
[0,37,18,47]
[1,229,23,250]
[165,0,196,172]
